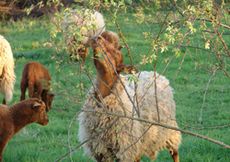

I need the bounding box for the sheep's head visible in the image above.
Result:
[30,99,49,126]
[41,91,55,112]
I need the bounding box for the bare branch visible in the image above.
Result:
[196,18,230,30]
[115,21,134,66]
[198,68,217,124]
[55,138,90,162]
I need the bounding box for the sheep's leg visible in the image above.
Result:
[170,149,179,162]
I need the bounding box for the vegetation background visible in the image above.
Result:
[0,0,229,161]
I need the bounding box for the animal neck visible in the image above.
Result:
[93,40,120,99]
[10,103,33,134]
[96,71,118,98]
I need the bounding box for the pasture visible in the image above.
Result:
[0,10,229,162]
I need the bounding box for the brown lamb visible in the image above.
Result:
[0,98,49,161]
[20,61,54,111]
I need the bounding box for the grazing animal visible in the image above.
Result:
[20,62,54,111]
[0,98,48,161]
[61,9,105,66]
[0,35,16,104]
[78,33,181,162]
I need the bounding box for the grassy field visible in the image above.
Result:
[0,11,229,162]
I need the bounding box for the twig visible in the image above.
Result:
[198,68,217,124]
[152,12,171,122]
[196,18,230,30]
[154,66,160,122]
[55,139,91,162]
[215,28,230,57]
[115,21,134,66]
[184,123,230,130]
[67,110,82,162]
[120,124,153,155]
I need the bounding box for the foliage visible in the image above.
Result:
[0,0,229,161]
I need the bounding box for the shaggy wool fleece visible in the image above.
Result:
[0,35,15,103]
[78,71,181,162]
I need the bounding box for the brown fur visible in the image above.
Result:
[91,35,123,100]
[73,31,122,68]
[101,31,122,50]
[91,32,137,100]
[0,98,48,161]
[20,62,54,111]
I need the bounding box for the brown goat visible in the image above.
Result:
[20,62,54,111]
[90,31,137,101]
[0,98,48,161]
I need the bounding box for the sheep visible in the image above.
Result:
[0,35,16,104]
[0,98,49,162]
[61,9,105,66]
[78,34,181,162]
[20,61,54,112]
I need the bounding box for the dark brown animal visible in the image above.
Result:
[0,98,48,161]
[20,62,54,111]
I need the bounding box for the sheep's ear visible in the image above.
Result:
[32,102,41,109]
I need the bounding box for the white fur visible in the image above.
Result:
[78,71,181,161]
[62,9,105,46]
[0,35,16,103]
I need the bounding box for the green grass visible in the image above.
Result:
[0,11,230,162]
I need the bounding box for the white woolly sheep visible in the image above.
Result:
[0,35,16,104]
[61,9,105,65]
[78,34,181,162]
